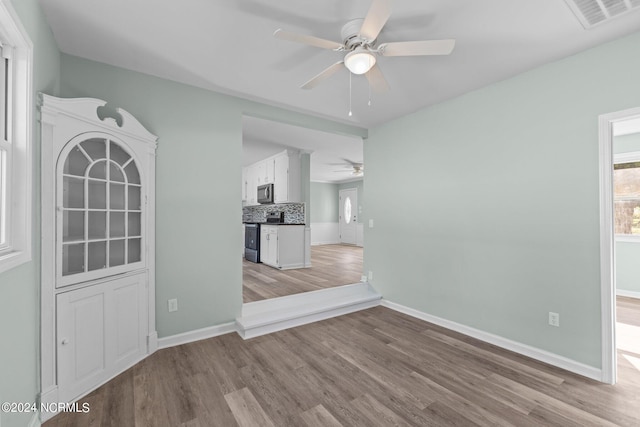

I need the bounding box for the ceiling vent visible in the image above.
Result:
[564,0,640,28]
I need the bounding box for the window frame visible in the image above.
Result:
[613,151,640,243]
[0,0,33,274]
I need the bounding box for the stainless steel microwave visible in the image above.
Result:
[257,183,274,204]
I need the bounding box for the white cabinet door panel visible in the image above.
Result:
[57,273,147,403]
[57,285,107,403]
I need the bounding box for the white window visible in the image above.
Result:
[614,151,640,241]
[0,0,33,274]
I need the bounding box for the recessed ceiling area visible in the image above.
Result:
[243,116,363,183]
[39,0,640,128]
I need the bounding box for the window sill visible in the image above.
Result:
[0,250,31,275]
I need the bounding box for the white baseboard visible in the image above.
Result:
[28,412,40,427]
[380,299,602,382]
[157,322,237,349]
[617,289,640,299]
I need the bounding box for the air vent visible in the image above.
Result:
[564,0,640,28]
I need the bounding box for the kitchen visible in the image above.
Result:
[242,116,364,303]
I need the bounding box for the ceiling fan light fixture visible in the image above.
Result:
[344,48,376,75]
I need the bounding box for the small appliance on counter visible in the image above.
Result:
[257,183,274,204]
[265,211,284,224]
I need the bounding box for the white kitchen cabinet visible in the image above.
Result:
[274,150,301,204]
[260,225,304,269]
[243,150,300,206]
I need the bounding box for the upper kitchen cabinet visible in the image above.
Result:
[243,149,301,205]
[274,150,300,204]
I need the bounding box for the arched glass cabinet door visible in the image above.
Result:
[57,134,144,287]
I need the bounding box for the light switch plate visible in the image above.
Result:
[369,219,374,228]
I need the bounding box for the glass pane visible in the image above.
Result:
[128,238,141,263]
[110,239,125,267]
[128,186,141,210]
[81,138,106,161]
[63,146,90,176]
[63,210,84,242]
[614,200,640,235]
[110,183,125,209]
[614,164,640,198]
[88,160,107,179]
[110,212,125,238]
[88,180,106,209]
[63,176,84,209]
[88,241,107,271]
[88,211,106,240]
[110,141,130,166]
[344,196,352,224]
[110,162,125,182]
[62,243,85,276]
[128,212,141,236]
[124,161,140,184]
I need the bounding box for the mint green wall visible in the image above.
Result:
[310,182,339,223]
[60,54,366,337]
[366,31,640,369]
[339,179,364,223]
[0,2,60,427]
[613,132,640,294]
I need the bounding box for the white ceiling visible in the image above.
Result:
[40,0,640,129]
[40,0,640,183]
[243,116,363,183]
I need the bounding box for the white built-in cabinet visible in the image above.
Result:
[260,225,305,269]
[40,95,158,419]
[243,150,301,205]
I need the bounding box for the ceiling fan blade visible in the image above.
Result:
[273,29,343,50]
[301,61,345,90]
[365,64,390,93]
[378,39,456,57]
[359,0,392,42]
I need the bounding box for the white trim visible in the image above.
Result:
[157,322,236,349]
[28,412,39,427]
[381,299,602,382]
[615,235,640,243]
[0,0,33,275]
[617,289,640,299]
[598,107,640,385]
[613,151,640,163]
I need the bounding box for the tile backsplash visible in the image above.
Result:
[242,203,305,224]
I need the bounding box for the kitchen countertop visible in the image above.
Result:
[243,222,305,226]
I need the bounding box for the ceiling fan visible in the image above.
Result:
[333,159,364,176]
[273,0,455,92]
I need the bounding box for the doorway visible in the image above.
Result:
[339,188,358,244]
[598,107,640,384]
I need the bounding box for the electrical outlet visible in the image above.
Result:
[361,275,368,282]
[168,298,178,312]
[368,271,374,281]
[549,312,560,327]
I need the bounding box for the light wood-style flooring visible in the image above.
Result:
[243,244,363,303]
[45,299,640,427]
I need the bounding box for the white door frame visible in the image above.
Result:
[598,106,640,385]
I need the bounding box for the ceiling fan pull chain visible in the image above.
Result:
[368,78,372,107]
[348,72,353,117]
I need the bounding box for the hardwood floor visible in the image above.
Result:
[45,303,640,427]
[243,244,363,303]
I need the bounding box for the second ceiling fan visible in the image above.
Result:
[273,0,455,92]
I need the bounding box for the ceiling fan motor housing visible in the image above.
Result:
[341,19,375,50]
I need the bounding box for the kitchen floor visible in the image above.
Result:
[243,244,363,303]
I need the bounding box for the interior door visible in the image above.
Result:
[339,188,357,245]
